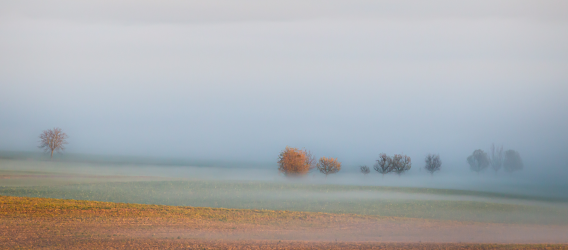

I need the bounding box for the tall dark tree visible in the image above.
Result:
[374,153,392,177]
[39,128,68,159]
[490,143,503,173]
[503,150,523,173]
[391,154,412,175]
[424,154,441,175]
[360,165,370,175]
[467,149,490,173]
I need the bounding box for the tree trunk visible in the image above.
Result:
[50,150,53,159]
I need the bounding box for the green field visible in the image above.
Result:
[2,163,568,225]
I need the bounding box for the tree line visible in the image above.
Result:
[277,144,523,178]
[35,128,523,176]
[277,146,419,178]
[467,143,523,174]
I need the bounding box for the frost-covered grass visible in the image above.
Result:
[2,156,568,225]
[2,176,568,224]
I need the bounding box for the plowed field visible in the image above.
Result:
[2,196,568,249]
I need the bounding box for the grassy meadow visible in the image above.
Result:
[2,156,568,248]
[1,157,568,225]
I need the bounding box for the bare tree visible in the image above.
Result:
[277,146,315,177]
[424,154,441,176]
[467,149,490,173]
[317,157,341,178]
[304,149,316,172]
[374,153,392,178]
[39,128,69,159]
[490,143,503,173]
[391,154,412,175]
[360,165,370,175]
[503,150,523,173]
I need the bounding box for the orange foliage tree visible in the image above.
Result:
[317,157,341,178]
[277,146,315,177]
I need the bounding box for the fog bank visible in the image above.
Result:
[1,1,567,180]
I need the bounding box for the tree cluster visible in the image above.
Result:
[373,153,412,176]
[277,147,343,178]
[467,145,523,174]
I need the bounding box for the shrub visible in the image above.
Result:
[317,157,341,178]
[277,146,315,177]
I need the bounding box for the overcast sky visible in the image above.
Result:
[1,1,567,172]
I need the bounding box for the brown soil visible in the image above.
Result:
[1,196,567,249]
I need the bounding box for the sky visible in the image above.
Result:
[0,0,567,173]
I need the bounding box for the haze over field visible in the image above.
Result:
[1,1,567,183]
